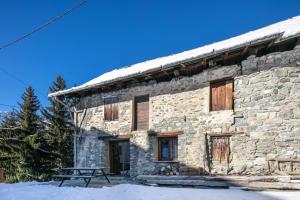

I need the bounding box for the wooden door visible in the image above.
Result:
[109,140,130,175]
[211,137,230,164]
[133,95,149,131]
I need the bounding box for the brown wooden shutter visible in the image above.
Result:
[210,80,233,111]
[134,95,149,130]
[225,80,233,110]
[104,98,112,121]
[104,97,119,121]
[111,97,119,120]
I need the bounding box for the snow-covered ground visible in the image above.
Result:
[0,182,300,200]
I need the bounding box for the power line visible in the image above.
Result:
[0,0,87,50]
[0,67,28,86]
[0,66,48,101]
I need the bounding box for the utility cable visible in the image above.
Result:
[0,0,87,50]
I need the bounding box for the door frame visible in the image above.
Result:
[109,139,130,175]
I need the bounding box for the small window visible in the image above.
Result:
[158,137,178,161]
[104,96,119,121]
[210,79,233,111]
[211,136,230,163]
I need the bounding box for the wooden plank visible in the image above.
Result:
[134,95,149,130]
[225,80,233,110]
[104,97,119,121]
[210,84,218,111]
[211,137,230,163]
[158,131,184,137]
[112,102,118,120]
[206,132,244,136]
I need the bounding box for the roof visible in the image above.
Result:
[49,15,300,97]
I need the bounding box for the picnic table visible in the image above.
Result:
[53,167,110,187]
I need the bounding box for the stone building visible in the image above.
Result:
[49,16,300,177]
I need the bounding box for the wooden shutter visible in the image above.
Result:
[134,95,149,130]
[104,97,112,121]
[111,97,119,120]
[104,97,118,121]
[211,137,230,163]
[210,80,233,111]
[225,80,233,110]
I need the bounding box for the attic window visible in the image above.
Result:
[210,79,233,111]
[104,96,119,121]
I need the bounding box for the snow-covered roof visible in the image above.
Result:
[49,15,300,97]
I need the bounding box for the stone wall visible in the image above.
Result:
[74,46,300,176]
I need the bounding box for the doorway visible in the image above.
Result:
[109,140,130,175]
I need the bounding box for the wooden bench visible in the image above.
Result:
[53,167,110,187]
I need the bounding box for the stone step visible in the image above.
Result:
[137,175,300,182]
[143,179,229,189]
[136,175,300,190]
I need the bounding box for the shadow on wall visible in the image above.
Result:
[73,128,290,200]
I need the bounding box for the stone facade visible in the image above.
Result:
[74,46,300,177]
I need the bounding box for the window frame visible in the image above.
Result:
[157,136,178,161]
[103,96,119,121]
[210,79,234,112]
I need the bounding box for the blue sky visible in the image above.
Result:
[0,0,300,111]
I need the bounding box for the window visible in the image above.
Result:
[211,136,230,163]
[104,96,119,121]
[133,95,149,131]
[158,137,178,161]
[210,79,233,111]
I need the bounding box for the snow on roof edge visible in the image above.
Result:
[49,15,300,97]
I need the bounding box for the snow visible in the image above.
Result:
[1,182,300,200]
[49,15,300,97]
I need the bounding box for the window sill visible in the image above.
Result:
[209,109,234,113]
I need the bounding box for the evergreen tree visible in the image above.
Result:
[42,76,73,169]
[14,86,54,181]
[18,86,40,136]
[0,111,20,182]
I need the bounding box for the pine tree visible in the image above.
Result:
[0,111,20,182]
[42,76,73,170]
[16,86,54,181]
[18,86,40,136]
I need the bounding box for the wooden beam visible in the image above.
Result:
[129,77,139,82]
[242,45,250,55]
[208,60,216,67]
[161,69,169,76]
[267,39,276,48]
[224,52,229,60]
[295,37,300,49]
[180,63,187,68]
[201,59,207,66]
[249,47,259,56]
[144,74,153,80]
[157,131,184,137]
